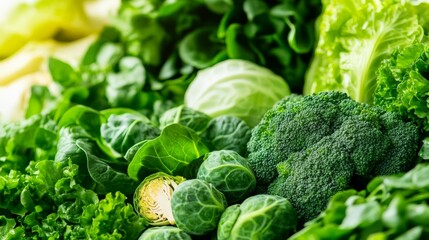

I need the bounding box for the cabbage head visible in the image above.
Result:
[184,59,290,127]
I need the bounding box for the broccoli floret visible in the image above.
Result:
[268,137,354,223]
[248,91,422,223]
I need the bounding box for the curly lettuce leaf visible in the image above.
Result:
[374,42,429,131]
[81,191,147,240]
[303,0,425,103]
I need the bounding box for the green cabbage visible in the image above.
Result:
[303,0,426,103]
[184,59,290,127]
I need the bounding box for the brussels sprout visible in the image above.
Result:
[184,59,291,127]
[138,226,192,240]
[197,150,256,204]
[134,172,186,226]
[159,105,211,133]
[201,116,252,156]
[217,194,297,240]
[101,113,160,156]
[171,179,227,235]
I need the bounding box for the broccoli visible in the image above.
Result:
[247,91,422,223]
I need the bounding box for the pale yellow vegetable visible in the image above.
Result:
[0,35,97,122]
[0,0,120,123]
[0,0,120,59]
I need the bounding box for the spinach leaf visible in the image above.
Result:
[178,27,224,68]
[106,56,147,108]
[101,112,160,156]
[128,124,209,181]
[76,140,137,196]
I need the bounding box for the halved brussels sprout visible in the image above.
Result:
[134,172,185,226]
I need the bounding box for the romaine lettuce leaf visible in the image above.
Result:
[304,0,426,103]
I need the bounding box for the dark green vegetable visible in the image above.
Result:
[128,124,210,181]
[159,105,211,133]
[201,115,251,156]
[290,164,429,240]
[105,56,147,108]
[171,179,227,235]
[197,150,256,203]
[0,160,146,239]
[247,91,422,223]
[217,194,297,240]
[101,112,160,156]
[139,226,192,240]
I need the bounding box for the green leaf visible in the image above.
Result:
[340,201,382,229]
[178,28,224,69]
[106,56,147,108]
[81,192,147,239]
[304,0,424,103]
[58,105,103,138]
[0,216,24,239]
[204,0,233,14]
[225,23,258,62]
[243,0,269,21]
[76,140,137,195]
[128,124,209,181]
[48,57,81,87]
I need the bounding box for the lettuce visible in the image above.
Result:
[303,0,426,103]
[374,42,429,131]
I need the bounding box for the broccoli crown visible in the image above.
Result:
[247,91,422,222]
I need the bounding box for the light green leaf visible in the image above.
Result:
[304,0,424,103]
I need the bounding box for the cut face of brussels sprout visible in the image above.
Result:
[134,172,186,226]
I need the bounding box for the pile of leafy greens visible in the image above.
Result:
[32,0,321,119]
[8,0,429,239]
[0,88,254,238]
[290,163,429,239]
[303,0,429,104]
